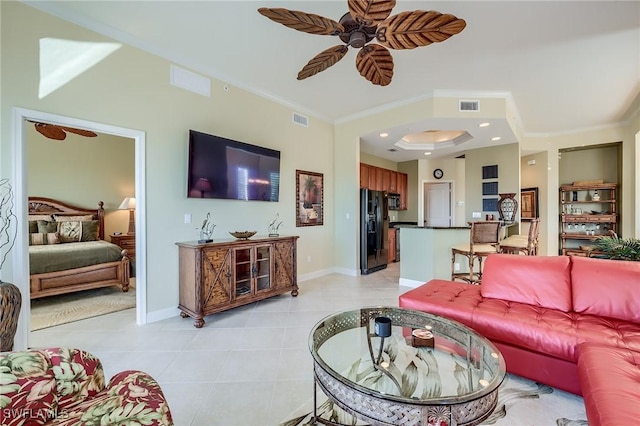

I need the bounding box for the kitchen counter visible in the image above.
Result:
[399,226,470,288]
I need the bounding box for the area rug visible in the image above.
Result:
[31,286,136,331]
[281,374,588,426]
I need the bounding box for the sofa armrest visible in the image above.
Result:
[54,370,174,425]
[0,348,105,425]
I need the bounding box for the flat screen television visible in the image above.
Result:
[187,130,281,201]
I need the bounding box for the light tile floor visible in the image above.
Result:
[31,262,403,426]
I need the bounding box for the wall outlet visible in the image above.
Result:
[307,255,311,263]
[454,263,461,272]
[472,211,481,218]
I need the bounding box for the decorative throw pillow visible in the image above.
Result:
[29,232,60,245]
[29,214,54,221]
[57,221,82,243]
[37,220,58,233]
[54,214,94,222]
[81,220,100,241]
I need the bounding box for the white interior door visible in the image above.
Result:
[425,182,452,227]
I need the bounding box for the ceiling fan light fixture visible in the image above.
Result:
[258,1,465,86]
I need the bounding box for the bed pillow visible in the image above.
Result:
[57,221,82,243]
[37,220,58,233]
[29,214,53,232]
[54,214,94,222]
[81,220,100,241]
[29,232,60,245]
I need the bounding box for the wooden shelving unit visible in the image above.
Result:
[559,183,617,256]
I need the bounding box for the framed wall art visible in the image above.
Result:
[520,187,539,220]
[296,170,323,227]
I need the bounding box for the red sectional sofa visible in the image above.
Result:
[399,254,640,426]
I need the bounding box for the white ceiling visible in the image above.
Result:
[26,1,640,162]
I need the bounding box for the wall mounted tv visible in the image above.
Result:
[187,130,281,201]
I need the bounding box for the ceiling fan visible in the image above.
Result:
[28,121,98,141]
[258,0,466,86]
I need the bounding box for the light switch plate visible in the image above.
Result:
[472,212,481,218]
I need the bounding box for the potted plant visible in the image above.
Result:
[593,235,640,261]
[0,178,21,351]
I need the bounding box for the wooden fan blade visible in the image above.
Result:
[348,0,396,26]
[298,45,349,81]
[34,123,66,140]
[258,8,344,36]
[356,44,393,86]
[377,10,466,50]
[59,126,98,137]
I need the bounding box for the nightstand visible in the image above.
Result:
[110,233,135,260]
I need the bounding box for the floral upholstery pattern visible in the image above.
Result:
[0,348,173,425]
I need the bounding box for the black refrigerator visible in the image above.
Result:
[360,188,388,274]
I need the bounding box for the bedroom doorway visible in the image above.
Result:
[12,107,147,350]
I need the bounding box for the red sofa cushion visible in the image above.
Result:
[578,343,640,426]
[571,256,640,324]
[480,254,573,312]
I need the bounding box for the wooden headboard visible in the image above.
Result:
[28,197,106,240]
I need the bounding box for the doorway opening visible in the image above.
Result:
[423,181,454,227]
[12,107,147,350]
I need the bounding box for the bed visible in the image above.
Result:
[28,197,130,299]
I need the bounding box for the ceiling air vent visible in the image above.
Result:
[459,100,479,112]
[292,112,309,127]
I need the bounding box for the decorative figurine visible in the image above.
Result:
[268,213,283,237]
[197,212,215,243]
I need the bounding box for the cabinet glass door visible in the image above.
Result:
[234,247,252,297]
[255,245,271,292]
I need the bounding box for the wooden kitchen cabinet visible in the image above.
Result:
[176,235,298,328]
[398,172,408,210]
[389,171,398,193]
[360,163,370,188]
[360,163,409,210]
[388,228,396,263]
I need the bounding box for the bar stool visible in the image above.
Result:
[500,218,540,256]
[451,221,501,284]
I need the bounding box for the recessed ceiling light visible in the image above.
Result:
[380,132,389,138]
[491,136,501,141]
[424,152,432,155]
[479,122,490,128]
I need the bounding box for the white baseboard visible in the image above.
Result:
[145,306,181,324]
[298,266,358,282]
[399,277,426,289]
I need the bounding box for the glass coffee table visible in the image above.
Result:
[309,307,506,426]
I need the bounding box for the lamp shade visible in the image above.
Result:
[118,197,136,235]
[118,197,136,210]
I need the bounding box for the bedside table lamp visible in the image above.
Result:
[118,197,136,235]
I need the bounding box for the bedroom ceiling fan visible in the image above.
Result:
[28,121,98,141]
[258,0,466,86]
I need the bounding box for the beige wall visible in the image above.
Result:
[360,152,397,171]
[27,126,135,237]
[1,3,335,315]
[464,143,520,223]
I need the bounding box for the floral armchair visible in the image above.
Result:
[0,347,173,425]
